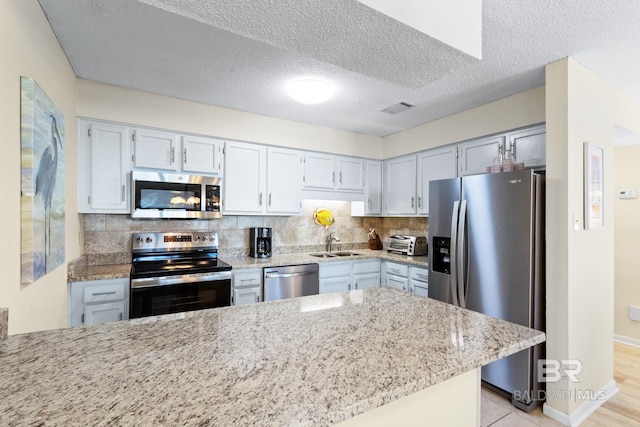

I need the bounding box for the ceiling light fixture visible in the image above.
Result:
[287,79,334,104]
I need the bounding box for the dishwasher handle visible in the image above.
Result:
[264,270,316,279]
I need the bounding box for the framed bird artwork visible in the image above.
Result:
[20,77,65,284]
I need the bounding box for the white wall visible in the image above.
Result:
[76,80,383,159]
[381,86,545,158]
[613,144,640,343]
[545,57,640,419]
[0,0,80,335]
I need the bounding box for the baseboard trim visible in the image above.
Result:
[542,380,618,426]
[614,334,640,348]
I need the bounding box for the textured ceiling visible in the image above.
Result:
[38,0,640,137]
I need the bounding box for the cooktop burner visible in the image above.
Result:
[130,232,232,279]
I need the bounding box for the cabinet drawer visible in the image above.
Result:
[352,259,380,275]
[233,269,262,288]
[82,280,126,304]
[319,262,352,278]
[83,302,126,325]
[410,266,429,282]
[385,262,409,277]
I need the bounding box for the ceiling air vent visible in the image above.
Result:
[381,102,414,114]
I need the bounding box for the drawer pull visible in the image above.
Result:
[91,291,117,296]
[240,279,256,283]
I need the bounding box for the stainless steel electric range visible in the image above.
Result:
[129,232,232,319]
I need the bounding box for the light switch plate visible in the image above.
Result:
[618,189,638,199]
[630,306,640,322]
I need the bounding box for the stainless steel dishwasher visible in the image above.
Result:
[263,264,319,301]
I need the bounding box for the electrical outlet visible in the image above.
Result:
[630,306,640,322]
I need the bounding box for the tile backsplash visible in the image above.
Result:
[82,200,428,265]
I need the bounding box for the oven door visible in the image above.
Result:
[130,271,231,319]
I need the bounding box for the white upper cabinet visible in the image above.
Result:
[266,147,301,214]
[132,128,223,176]
[181,135,224,176]
[78,120,131,213]
[384,154,417,215]
[303,153,364,193]
[507,124,546,169]
[417,146,457,215]
[132,128,178,171]
[303,152,335,190]
[224,142,301,215]
[457,135,505,176]
[335,156,364,191]
[223,141,266,214]
[364,160,383,215]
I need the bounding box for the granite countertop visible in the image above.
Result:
[0,288,544,426]
[67,250,428,282]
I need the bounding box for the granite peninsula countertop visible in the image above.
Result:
[0,288,544,426]
[67,250,428,282]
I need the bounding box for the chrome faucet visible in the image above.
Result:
[327,232,340,252]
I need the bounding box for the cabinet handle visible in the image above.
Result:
[170,147,175,163]
[255,295,260,303]
[81,314,84,324]
[183,148,187,164]
[411,197,415,208]
[418,196,422,208]
[348,282,352,290]
[510,141,516,160]
[259,192,263,205]
[269,193,272,206]
[119,313,123,321]
[339,171,343,184]
[368,198,371,209]
[92,291,117,296]
[240,278,256,284]
[121,185,125,202]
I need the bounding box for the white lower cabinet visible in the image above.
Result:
[384,261,428,297]
[319,259,381,294]
[68,278,129,327]
[409,266,429,297]
[232,268,263,305]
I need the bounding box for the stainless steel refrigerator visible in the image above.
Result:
[428,169,545,411]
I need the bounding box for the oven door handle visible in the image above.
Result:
[131,271,231,288]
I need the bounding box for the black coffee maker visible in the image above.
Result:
[249,227,272,258]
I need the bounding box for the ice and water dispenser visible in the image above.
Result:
[431,237,451,274]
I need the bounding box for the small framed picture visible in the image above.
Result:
[584,142,604,230]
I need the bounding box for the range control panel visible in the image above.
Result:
[132,232,219,252]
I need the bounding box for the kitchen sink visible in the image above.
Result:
[331,252,361,257]
[309,253,337,258]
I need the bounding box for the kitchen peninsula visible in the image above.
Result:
[0,288,544,426]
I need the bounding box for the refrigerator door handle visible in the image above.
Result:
[457,199,468,308]
[450,200,460,307]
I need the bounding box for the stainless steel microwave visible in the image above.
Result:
[131,171,221,219]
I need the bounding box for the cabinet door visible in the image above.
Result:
[457,135,504,176]
[132,128,178,171]
[354,273,380,290]
[386,274,408,292]
[508,125,546,168]
[223,142,266,214]
[336,156,364,191]
[182,135,224,176]
[83,122,131,213]
[364,160,383,215]
[303,153,335,190]
[320,277,351,294]
[411,280,429,298]
[417,146,457,215]
[267,147,301,214]
[385,155,417,215]
[233,287,262,305]
[83,302,126,326]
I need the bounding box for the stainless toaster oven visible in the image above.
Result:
[387,235,428,256]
